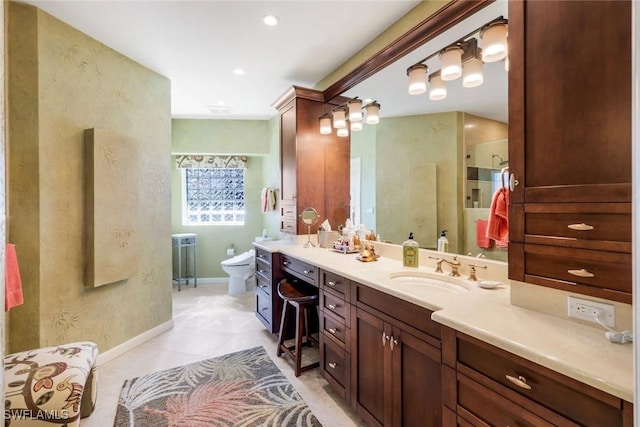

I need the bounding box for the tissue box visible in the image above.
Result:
[318,230,340,248]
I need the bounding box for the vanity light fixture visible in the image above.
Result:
[406,16,507,97]
[407,64,428,95]
[317,98,381,135]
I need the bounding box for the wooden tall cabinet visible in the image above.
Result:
[508,0,632,303]
[272,86,351,234]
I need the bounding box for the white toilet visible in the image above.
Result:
[221,249,256,296]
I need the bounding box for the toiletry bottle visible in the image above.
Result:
[437,230,449,253]
[402,232,419,267]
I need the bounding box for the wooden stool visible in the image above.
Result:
[276,278,319,376]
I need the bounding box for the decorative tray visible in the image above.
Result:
[330,248,360,254]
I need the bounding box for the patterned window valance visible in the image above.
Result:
[175,155,248,169]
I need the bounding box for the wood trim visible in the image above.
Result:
[507,0,525,203]
[322,0,494,101]
[524,184,632,204]
[271,85,324,110]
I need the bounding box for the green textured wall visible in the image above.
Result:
[7,3,172,353]
[350,123,377,231]
[375,112,463,251]
[171,119,273,279]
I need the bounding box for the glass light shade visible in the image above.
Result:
[504,56,510,71]
[350,120,363,131]
[365,102,380,124]
[481,22,508,62]
[429,74,447,100]
[440,46,463,81]
[337,126,349,137]
[407,64,428,95]
[462,57,484,88]
[319,116,332,134]
[348,99,363,121]
[332,108,347,128]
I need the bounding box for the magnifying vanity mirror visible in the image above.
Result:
[342,0,508,262]
[300,207,320,248]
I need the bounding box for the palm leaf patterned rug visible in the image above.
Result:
[113,346,322,426]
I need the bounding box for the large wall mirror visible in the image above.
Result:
[341,0,508,262]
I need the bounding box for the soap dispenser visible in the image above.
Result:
[402,232,419,267]
[437,230,449,253]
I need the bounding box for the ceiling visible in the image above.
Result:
[18,0,422,120]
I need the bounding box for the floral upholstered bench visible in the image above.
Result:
[4,341,99,426]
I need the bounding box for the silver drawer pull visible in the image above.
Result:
[259,269,266,273]
[505,374,532,390]
[328,362,337,369]
[327,281,338,287]
[328,327,338,334]
[258,254,265,258]
[509,174,519,191]
[261,307,269,311]
[567,223,595,231]
[283,261,289,266]
[568,268,595,278]
[382,332,389,347]
[328,304,338,310]
[303,270,312,274]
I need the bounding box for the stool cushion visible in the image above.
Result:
[4,341,99,427]
[277,279,318,303]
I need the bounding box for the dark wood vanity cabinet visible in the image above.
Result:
[352,284,443,427]
[442,328,633,427]
[508,0,632,303]
[254,248,282,333]
[272,86,351,234]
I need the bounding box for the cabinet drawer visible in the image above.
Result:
[255,287,272,328]
[256,274,271,296]
[255,248,271,265]
[281,219,296,234]
[457,334,624,426]
[321,311,347,346]
[256,258,271,280]
[520,204,631,252]
[320,270,349,300]
[457,373,555,427]
[321,335,349,395]
[321,291,349,322]
[524,244,631,294]
[281,255,316,284]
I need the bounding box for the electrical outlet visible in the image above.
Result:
[567,296,615,328]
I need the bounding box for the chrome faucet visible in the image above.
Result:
[429,255,461,277]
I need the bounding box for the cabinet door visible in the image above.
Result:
[509,0,631,204]
[391,325,442,427]
[280,101,297,207]
[352,308,389,427]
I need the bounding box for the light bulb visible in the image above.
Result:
[319,116,332,134]
[348,99,363,121]
[350,121,363,131]
[407,64,428,95]
[332,108,346,128]
[429,74,447,100]
[365,102,380,124]
[462,57,484,88]
[337,127,349,137]
[440,46,463,81]
[481,21,508,62]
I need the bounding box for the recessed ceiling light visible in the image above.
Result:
[363,98,373,104]
[233,68,246,76]
[263,15,279,26]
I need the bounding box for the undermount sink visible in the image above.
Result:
[389,271,471,293]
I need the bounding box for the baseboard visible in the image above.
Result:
[195,277,228,284]
[97,319,174,365]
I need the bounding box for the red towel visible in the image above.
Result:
[476,219,492,249]
[486,187,509,248]
[5,244,24,311]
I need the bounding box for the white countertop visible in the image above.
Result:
[254,239,634,402]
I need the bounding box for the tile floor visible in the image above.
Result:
[81,283,366,426]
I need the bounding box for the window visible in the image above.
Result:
[182,168,245,225]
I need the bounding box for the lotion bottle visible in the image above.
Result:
[402,232,419,267]
[437,230,449,253]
